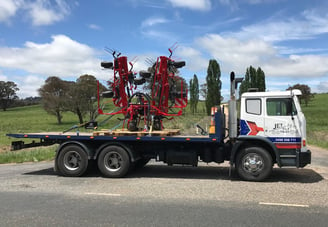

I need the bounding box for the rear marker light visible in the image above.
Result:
[90,136,94,139]
[186,138,190,141]
[67,136,71,139]
[45,135,49,138]
[303,140,306,147]
[161,137,165,141]
[136,137,140,140]
[113,137,117,140]
[24,135,28,138]
[212,138,217,141]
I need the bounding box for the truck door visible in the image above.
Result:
[240,98,265,136]
[264,97,301,151]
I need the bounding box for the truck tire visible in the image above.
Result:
[97,145,130,178]
[57,145,89,177]
[236,147,272,181]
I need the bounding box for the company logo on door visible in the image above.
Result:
[269,123,297,135]
[240,120,264,136]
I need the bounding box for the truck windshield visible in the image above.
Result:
[266,98,297,116]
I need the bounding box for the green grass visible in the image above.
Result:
[0,104,124,146]
[301,93,328,149]
[163,101,209,134]
[0,145,57,164]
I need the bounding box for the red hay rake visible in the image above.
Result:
[98,48,187,131]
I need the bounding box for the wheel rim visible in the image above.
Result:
[241,153,264,174]
[104,152,123,172]
[63,150,81,171]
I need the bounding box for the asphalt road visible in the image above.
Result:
[0,145,327,226]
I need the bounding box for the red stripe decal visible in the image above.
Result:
[247,122,264,136]
[275,143,301,149]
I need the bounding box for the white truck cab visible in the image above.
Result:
[239,89,310,168]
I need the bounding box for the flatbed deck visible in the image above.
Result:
[6,131,219,143]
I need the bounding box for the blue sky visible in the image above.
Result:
[1,0,328,100]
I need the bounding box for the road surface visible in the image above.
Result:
[0,145,327,226]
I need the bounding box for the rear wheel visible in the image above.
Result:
[236,147,272,181]
[57,145,88,177]
[97,145,130,178]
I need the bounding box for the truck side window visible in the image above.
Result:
[266,98,297,116]
[246,99,261,115]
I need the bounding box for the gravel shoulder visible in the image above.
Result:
[308,145,328,179]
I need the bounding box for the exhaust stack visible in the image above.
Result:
[228,72,243,140]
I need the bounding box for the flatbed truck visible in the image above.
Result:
[6,73,311,181]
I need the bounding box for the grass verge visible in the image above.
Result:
[302,93,328,149]
[0,145,57,164]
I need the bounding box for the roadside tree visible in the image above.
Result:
[287,84,313,106]
[0,81,19,111]
[239,66,266,96]
[67,75,106,123]
[205,60,221,115]
[189,74,199,114]
[38,77,70,124]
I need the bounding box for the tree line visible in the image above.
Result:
[1,62,315,123]
[189,59,222,115]
[189,62,267,116]
[188,62,314,115]
[0,81,41,111]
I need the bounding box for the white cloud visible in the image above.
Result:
[16,75,45,97]
[317,81,328,93]
[141,16,169,28]
[196,34,276,74]
[140,16,177,43]
[0,0,22,23]
[218,0,239,11]
[277,46,328,55]
[217,0,279,12]
[88,24,102,30]
[175,46,208,71]
[128,0,166,9]
[228,9,328,42]
[178,33,328,84]
[141,29,179,44]
[262,55,328,77]
[0,35,108,80]
[0,0,71,26]
[0,71,8,81]
[167,0,211,11]
[26,0,70,26]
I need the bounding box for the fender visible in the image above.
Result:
[94,142,139,162]
[56,140,95,158]
[230,135,282,167]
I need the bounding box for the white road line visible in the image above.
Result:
[259,202,309,208]
[85,192,121,197]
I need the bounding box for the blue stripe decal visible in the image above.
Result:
[240,119,250,135]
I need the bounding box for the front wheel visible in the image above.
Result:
[97,145,130,178]
[236,147,273,181]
